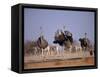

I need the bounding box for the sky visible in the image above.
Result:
[24,8,94,45]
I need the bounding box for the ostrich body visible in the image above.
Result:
[37,36,48,56]
[53,29,73,52]
[79,38,90,51]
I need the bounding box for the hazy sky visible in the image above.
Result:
[24,8,94,44]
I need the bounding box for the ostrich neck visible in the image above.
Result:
[40,37,45,44]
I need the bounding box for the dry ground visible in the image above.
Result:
[24,57,94,69]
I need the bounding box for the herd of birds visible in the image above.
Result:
[25,26,94,56]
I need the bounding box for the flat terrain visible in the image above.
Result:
[24,57,94,69]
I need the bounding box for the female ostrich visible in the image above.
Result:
[37,27,48,56]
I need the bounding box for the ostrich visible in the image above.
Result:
[53,26,73,53]
[53,29,65,46]
[37,35,48,56]
[63,27,73,52]
[37,27,48,56]
[79,33,90,51]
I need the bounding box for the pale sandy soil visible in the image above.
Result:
[24,57,94,69]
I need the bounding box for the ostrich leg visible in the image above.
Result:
[41,48,44,57]
[62,46,64,56]
[82,47,86,61]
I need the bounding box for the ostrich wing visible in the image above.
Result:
[37,37,48,49]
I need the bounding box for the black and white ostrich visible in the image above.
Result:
[53,26,73,52]
[79,33,94,56]
[79,33,90,51]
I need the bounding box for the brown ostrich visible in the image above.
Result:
[37,35,48,56]
[36,26,48,56]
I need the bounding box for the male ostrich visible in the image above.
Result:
[53,27,73,52]
[79,33,90,51]
[53,29,65,46]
